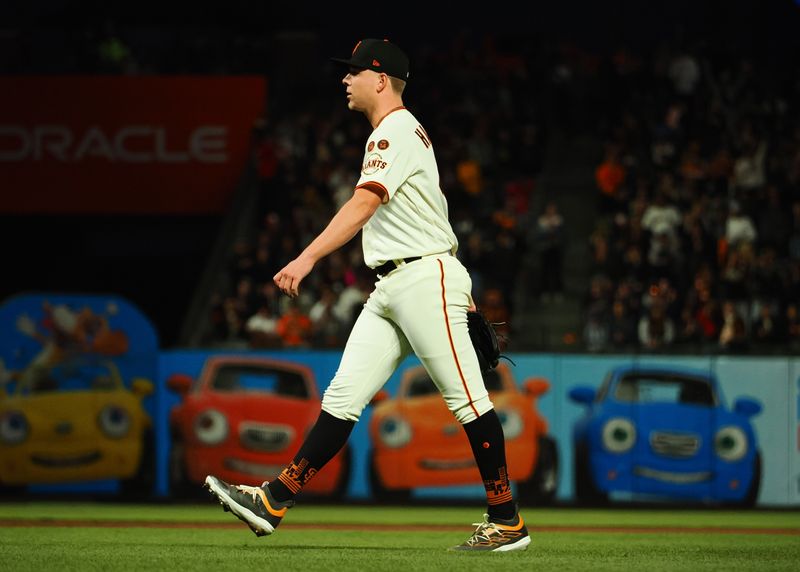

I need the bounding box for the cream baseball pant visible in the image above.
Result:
[321,253,493,424]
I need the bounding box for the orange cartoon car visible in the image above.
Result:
[168,356,349,497]
[368,363,558,502]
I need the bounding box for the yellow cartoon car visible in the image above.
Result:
[0,356,153,488]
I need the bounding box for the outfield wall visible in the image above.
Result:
[1,294,797,506]
[157,350,800,507]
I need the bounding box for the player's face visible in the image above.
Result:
[342,67,373,112]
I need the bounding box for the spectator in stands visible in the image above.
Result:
[751,248,783,303]
[309,284,345,347]
[650,103,684,170]
[637,301,675,350]
[788,201,800,261]
[667,49,701,97]
[276,300,313,348]
[719,247,750,302]
[583,275,612,329]
[786,304,800,349]
[641,192,682,240]
[608,300,636,350]
[647,227,680,283]
[588,223,610,276]
[682,212,717,278]
[583,308,609,353]
[757,186,791,256]
[229,239,256,286]
[595,143,627,214]
[679,140,707,183]
[752,302,780,345]
[232,277,258,321]
[718,301,748,353]
[480,287,511,341]
[536,200,565,301]
[460,231,491,302]
[223,298,245,342]
[731,135,767,197]
[725,200,757,249]
[245,304,281,348]
[332,269,372,331]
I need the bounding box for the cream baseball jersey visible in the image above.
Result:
[354,107,458,268]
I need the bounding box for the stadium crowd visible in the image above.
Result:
[6,5,799,354]
[585,42,800,353]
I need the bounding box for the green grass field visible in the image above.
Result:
[2,502,799,571]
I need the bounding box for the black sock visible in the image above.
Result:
[462,409,516,520]
[267,410,354,502]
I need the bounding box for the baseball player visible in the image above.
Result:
[205,38,530,552]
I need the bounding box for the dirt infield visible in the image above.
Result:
[1,519,798,535]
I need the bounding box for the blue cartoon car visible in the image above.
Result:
[569,366,762,506]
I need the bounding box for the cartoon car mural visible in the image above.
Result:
[0,356,154,488]
[368,363,558,502]
[569,365,762,505]
[168,356,350,497]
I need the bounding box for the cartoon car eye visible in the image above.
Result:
[714,426,748,462]
[98,405,131,439]
[378,416,412,448]
[497,409,523,439]
[0,411,29,445]
[602,417,636,453]
[194,409,229,445]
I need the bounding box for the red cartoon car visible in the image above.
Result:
[369,363,558,503]
[168,356,349,497]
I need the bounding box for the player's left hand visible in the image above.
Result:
[273,256,314,298]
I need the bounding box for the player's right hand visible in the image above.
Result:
[273,256,314,298]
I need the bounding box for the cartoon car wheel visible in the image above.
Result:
[120,428,156,497]
[368,449,411,503]
[740,452,761,508]
[517,435,559,504]
[168,433,197,498]
[573,442,608,504]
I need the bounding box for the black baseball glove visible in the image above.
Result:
[467,310,502,373]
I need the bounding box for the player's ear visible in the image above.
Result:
[376,73,389,93]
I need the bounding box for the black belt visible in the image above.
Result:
[374,256,422,276]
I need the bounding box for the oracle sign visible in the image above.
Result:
[0,77,266,214]
[0,125,227,163]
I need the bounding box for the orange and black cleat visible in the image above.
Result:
[451,508,531,552]
[205,475,294,537]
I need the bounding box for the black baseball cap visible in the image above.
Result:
[331,39,410,81]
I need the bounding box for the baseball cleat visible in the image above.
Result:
[204,475,294,537]
[451,511,531,552]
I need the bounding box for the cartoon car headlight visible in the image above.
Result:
[0,410,29,445]
[194,409,229,445]
[602,417,636,453]
[98,405,132,439]
[714,426,747,462]
[378,416,412,448]
[497,409,523,440]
